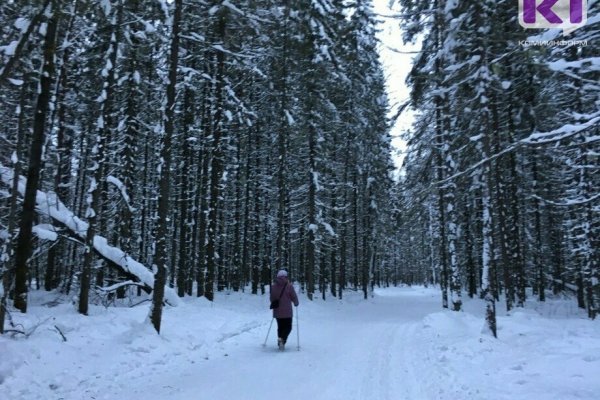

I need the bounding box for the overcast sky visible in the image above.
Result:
[371,0,421,172]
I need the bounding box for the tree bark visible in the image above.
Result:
[13,1,60,313]
[150,0,182,332]
[204,8,227,302]
[79,1,121,315]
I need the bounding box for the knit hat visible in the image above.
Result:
[277,269,288,278]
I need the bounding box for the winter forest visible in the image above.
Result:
[0,0,395,332]
[0,0,599,398]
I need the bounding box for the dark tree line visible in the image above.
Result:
[3,0,595,337]
[0,0,396,333]
[395,0,599,334]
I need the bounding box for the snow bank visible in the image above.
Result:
[1,287,598,400]
[408,296,600,400]
[0,290,266,399]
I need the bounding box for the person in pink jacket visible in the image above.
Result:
[270,269,299,350]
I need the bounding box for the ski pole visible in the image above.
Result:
[263,317,274,347]
[296,306,300,351]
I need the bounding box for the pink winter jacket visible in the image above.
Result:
[270,277,299,318]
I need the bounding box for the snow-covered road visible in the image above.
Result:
[2,286,599,400]
[151,292,438,400]
[102,289,439,400]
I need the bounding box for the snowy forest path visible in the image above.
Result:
[5,287,599,400]
[119,287,441,400]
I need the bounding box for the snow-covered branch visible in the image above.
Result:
[0,164,179,306]
[96,280,144,292]
[106,175,134,212]
[0,0,51,85]
[521,114,600,145]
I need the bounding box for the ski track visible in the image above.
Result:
[4,288,598,400]
[59,291,441,400]
[359,322,395,400]
[110,293,439,400]
[394,323,427,400]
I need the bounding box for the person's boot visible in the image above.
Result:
[278,337,284,351]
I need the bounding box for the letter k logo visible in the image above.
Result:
[523,0,563,23]
[519,0,587,33]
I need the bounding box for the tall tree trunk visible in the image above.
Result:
[503,82,526,307]
[531,155,545,301]
[119,1,142,263]
[176,87,195,297]
[204,8,227,302]
[46,1,78,292]
[13,1,60,313]
[330,192,337,298]
[479,21,497,336]
[150,0,181,332]
[1,72,29,332]
[490,90,513,312]
[275,4,290,270]
[352,168,360,290]
[231,134,243,291]
[338,137,350,299]
[432,10,450,309]
[306,119,317,301]
[464,203,477,298]
[195,56,212,297]
[435,102,449,309]
[79,1,121,315]
[251,124,261,295]
[241,126,252,291]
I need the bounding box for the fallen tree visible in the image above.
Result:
[0,164,179,306]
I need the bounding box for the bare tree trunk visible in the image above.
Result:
[362,175,371,300]
[330,192,337,298]
[0,71,30,332]
[150,0,181,333]
[465,204,477,298]
[79,1,121,315]
[176,87,195,297]
[251,125,261,295]
[204,8,227,302]
[352,168,359,290]
[479,21,497,337]
[241,127,252,290]
[13,1,60,313]
[231,134,243,291]
[119,0,142,264]
[338,137,350,299]
[306,119,317,301]
[276,4,290,272]
[531,155,545,301]
[195,59,212,297]
[46,1,78,292]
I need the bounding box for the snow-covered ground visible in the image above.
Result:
[1,286,599,400]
